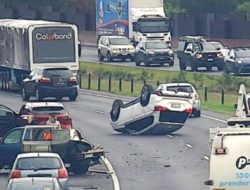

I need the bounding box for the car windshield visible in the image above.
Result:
[16,157,62,170]
[145,42,168,49]
[166,86,194,93]
[202,43,217,51]
[109,38,130,45]
[44,68,73,79]
[210,42,224,49]
[236,49,250,58]
[31,106,65,115]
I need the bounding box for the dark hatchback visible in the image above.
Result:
[224,47,250,75]
[21,67,78,101]
[134,40,174,67]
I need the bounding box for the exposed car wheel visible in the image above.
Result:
[193,110,201,117]
[21,87,29,101]
[179,59,186,71]
[35,88,42,101]
[140,84,154,107]
[98,50,104,61]
[107,52,113,62]
[111,99,123,122]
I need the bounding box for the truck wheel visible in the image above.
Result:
[140,84,154,107]
[107,52,113,62]
[69,94,77,101]
[193,110,201,117]
[98,50,104,61]
[111,99,123,122]
[35,88,42,101]
[191,63,197,71]
[21,87,29,101]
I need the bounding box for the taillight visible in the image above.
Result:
[39,77,51,83]
[59,117,72,129]
[58,168,68,178]
[214,147,227,155]
[11,170,21,178]
[184,108,192,114]
[68,76,78,85]
[154,105,168,111]
[204,180,213,186]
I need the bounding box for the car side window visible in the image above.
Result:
[193,43,201,51]
[185,43,193,51]
[4,129,23,144]
[0,105,14,116]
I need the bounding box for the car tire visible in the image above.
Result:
[179,59,186,71]
[140,84,154,107]
[98,50,104,61]
[21,87,29,101]
[193,110,201,117]
[35,88,42,101]
[107,52,113,62]
[111,99,123,122]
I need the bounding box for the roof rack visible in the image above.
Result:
[179,35,207,42]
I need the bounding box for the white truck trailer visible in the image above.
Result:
[96,0,173,45]
[0,19,79,89]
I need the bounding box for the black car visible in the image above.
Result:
[224,47,250,75]
[177,36,224,71]
[21,67,78,101]
[134,40,174,66]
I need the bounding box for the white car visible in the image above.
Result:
[110,84,193,135]
[9,152,68,189]
[98,35,135,61]
[156,83,201,117]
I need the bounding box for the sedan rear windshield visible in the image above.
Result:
[167,86,194,93]
[44,69,73,79]
[31,106,65,115]
[16,157,62,170]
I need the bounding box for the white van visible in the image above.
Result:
[205,127,250,189]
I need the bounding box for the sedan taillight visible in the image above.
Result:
[154,105,168,111]
[58,168,68,178]
[39,77,51,83]
[184,108,192,114]
[10,170,21,178]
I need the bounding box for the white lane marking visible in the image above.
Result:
[69,104,79,108]
[96,110,105,114]
[101,156,120,190]
[167,134,173,138]
[203,155,210,160]
[201,115,227,123]
[186,143,193,148]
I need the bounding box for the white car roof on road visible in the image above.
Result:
[16,152,61,159]
[24,102,64,109]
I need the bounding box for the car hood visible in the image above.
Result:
[110,45,134,49]
[147,48,173,53]
[238,57,250,63]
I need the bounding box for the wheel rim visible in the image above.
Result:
[141,86,149,101]
[112,102,120,116]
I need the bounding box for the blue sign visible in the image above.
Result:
[96,0,129,37]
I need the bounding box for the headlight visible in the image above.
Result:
[237,60,242,64]
[168,50,174,55]
[147,51,155,55]
[130,48,135,52]
[195,53,202,59]
[217,52,223,58]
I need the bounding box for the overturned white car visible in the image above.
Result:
[110,84,193,135]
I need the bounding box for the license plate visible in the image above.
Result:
[122,53,128,55]
[171,103,181,108]
[207,58,213,61]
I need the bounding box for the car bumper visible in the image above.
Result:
[146,55,174,64]
[235,64,250,73]
[112,52,135,58]
[38,85,78,98]
[194,59,224,67]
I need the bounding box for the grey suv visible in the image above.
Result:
[177,36,224,71]
[98,35,135,62]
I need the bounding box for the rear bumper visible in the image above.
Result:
[112,52,135,59]
[38,85,78,97]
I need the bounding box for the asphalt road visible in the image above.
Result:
[0,89,231,190]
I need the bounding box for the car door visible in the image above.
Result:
[135,41,144,62]
[183,43,193,65]
[0,105,19,137]
[226,50,236,72]
[0,128,24,168]
[23,69,37,94]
